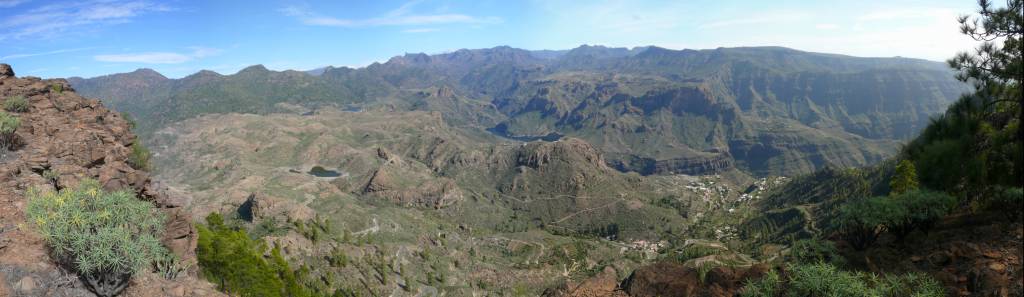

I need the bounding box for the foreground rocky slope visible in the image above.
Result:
[0,64,220,296]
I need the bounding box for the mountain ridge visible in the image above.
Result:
[69,45,969,177]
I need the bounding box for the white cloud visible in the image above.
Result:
[188,46,223,58]
[700,11,811,29]
[94,47,222,64]
[281,2,501,27]
[1,47,96,60]
[0,0,170,41]
[402,28,439,33]
[95,52,191,64]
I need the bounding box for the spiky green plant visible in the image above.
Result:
[739,269,780,297]
[740,263,946,297]
[696,261,718,284]
[787,238,846,268]
[51,83,63,93]
[153,249,189,280]
[25,179,165,297]
[4,95,29,112]
[0,111,19,150]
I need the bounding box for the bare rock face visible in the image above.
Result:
[543,267,628,297]
[0,64,13,79]
[619,261,768,297]
[361,167,462,209]
[514,138,606,169]
[0,65,216,296]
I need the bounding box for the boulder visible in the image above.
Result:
[0,64,13,79]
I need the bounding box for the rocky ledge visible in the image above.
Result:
[0,64,220,296]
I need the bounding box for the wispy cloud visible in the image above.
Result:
[700,11,810,29]
[402,28,439,33]
[858,8,956,21]
[281,1,500,27]
[815,23,839,30]
[0,0,170,41]
[1,47,96,60]
[0,0,28,8]
[94,47,222,64]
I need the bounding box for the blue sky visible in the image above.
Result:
[1,0,981,78]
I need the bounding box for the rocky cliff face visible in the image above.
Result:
[0,64,219,296]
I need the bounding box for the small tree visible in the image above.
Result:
[896,190,957,235]
[26,179,166,297]
[837,197,892,250]
[889,160,919,195]
[0,111,19,150]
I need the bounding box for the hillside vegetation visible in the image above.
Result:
[70,46,967,177]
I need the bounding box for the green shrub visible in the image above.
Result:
[837,197,891,250]
[327,246,349,267]
[0,111,19,150]
[121,112,137,130]
[740,269,780,297]
[51,83,63,93]
[892,190,956,235]
[837,190,955,249]
[787,238,846,268]
[128,142,152,171]
[197,213,321,297]
[986,187,1024,220]
[197,213,284,295]
[741,263,944,297]
[25,179,165,297]
[3,95,28,112]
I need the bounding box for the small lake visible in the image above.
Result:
[308,166,342,177]
[487,125,564,142]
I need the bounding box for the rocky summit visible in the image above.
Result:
[0,64,221,296]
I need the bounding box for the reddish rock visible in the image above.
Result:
[0,65,214,296]
[616,261,769,297]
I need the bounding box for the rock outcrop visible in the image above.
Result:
[360,167,463,209]
[0,64,219,296]
[546,261,770,297]
[620,262,769,297]
[542,267,628,297]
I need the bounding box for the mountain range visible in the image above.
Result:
[68,45,969,177]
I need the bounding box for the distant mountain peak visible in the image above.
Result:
[237,64,269,74]
[130,68,166,78]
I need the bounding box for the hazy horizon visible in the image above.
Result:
[2,0,978,79]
